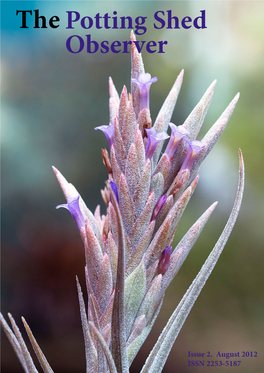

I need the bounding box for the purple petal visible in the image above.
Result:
[180,139,206,172]
[165,123,190,160]
[95,122,115,149]
[157,246,172,276]
[56,203,68,210]
[145,127,170,160]
[132,73,158,111]
[110,181,119,204]
[56,195,85,230]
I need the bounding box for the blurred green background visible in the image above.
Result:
[1,1,264,372]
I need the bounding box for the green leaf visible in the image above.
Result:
[125,257,146,338]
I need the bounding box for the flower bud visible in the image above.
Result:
[157,246,172,276]
[145,128,169,160]
[165,123,189,160]
[151,195,167,221]
[109,181,119,204]
[180,139,206,172]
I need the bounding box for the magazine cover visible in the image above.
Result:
[1,1,263,372]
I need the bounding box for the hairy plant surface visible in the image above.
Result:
[1,31,244,373]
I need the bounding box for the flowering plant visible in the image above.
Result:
[0,32,244,373]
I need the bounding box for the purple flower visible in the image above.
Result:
[145,127,170,160]
[132,73,158,111]
[151,194,167,221]
[110,181,119,204]
[165,123,190,160]
[157,246,172,276]
[180,139,206,172]
[95,122,115,149]
[56,195,85,231]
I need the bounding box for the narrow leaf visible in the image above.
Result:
[107,232,118,287]
[160,202,218,298]
[0,313,28,372]
[108,202,119,247]
[22,317,54,373]
[8,313,38,373]
[76,277,98,373]
[89,322,118,373]
[140,150,244,373]
[109,184,129,373]
[153,70,184,133]
[202,93,240,160]
[183,80,216,140]
[153,70,184,163]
